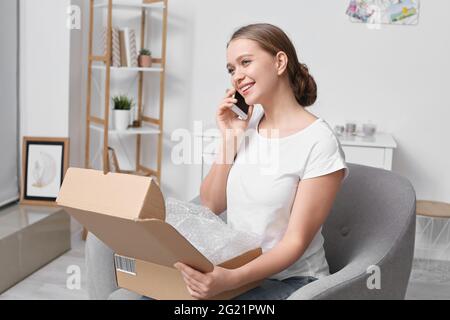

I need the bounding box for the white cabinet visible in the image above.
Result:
[197,130,397,180]
[339,133,397,170]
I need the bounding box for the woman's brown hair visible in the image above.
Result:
[228,23,317,107]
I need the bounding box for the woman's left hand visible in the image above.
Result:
[174,262,240,300]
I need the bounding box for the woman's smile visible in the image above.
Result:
[240,82,255,95]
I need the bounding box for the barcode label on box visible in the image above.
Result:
[114,254,136,275]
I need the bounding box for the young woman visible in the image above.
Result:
[173,23,349,300]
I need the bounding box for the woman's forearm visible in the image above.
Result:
[199,136,240,214]
[232,239,308,287]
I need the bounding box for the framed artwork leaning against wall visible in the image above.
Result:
[20,137,69,206]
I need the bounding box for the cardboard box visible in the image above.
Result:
[56,168,262,300]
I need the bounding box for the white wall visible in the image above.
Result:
[182,0,450,204]
[20,0,84,239]
[20,0,71,138]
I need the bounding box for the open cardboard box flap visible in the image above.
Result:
[56,167,214,272]
[57,167,262,299]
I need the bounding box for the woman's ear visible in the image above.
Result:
[275,51,288,76]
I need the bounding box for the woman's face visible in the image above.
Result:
[226,38,279,106]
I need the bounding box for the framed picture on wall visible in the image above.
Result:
[20,137,69,206]
[346,0,420,25]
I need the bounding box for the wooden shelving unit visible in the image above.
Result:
[93,0,165,9]
[84,0,168,181]
[91,64,164,72]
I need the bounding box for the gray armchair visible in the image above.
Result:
[85,163,416,300]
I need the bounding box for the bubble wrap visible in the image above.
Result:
[165,198,262,265]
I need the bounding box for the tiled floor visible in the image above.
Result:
[0,236,88,300]
[1,236,449,300]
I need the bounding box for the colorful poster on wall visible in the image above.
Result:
[346,0,420,25]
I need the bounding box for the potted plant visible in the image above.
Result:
[112,95,134,131]
[138,48,152,68]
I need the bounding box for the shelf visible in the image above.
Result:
[90,122,160,135]
[94,1,165,10]
[92,64,163,73]
[85,0,167,182]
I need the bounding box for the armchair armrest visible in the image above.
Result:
[287,263,375,300]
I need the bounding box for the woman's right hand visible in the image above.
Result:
[216,88,254,139]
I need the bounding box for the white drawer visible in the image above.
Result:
[342,146,386,169]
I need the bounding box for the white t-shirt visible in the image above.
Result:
[226,105,349,280]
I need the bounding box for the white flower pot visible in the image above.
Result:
[114,109,130,131]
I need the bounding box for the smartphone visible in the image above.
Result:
[230,91,249,120]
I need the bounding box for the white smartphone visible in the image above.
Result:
[230,91,249,120]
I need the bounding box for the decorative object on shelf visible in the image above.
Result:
[111,27,121,67]
[346,0,420,26]
[119,29,127,66]
[345,122,357,135]
[335,121,378,137]
[112,94,134,131]
[103,27,138,67]
[123,27,138,67]
[101,26,108,58]
[362,122,377,136]
[334,125,345,136]
[107,147,120,173]
[132,119,142,127]
[138,48,152,68]
[20,137,69,206]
